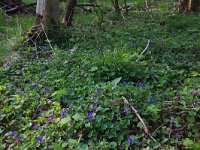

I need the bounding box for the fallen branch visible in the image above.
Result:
[136,39,150,62]
[76,4,99,7]
[122,96,157,142]
[122,96,149,134]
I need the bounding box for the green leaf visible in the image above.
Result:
[59,116,71,125]
[72,114,83,121]
[183,138,194,149]
[109,142,117,148]
[89,66,98,72]
[111,77,122,86]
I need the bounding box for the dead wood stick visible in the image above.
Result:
[122,96,149,134]
[5,2,36,14]
[122,96,157,142]
[136,39,150,62]
[76,4,99,7]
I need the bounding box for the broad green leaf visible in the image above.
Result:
[111,77,122,85]
[89,66,98,72]
[59,116,71,125]
[72,114,83,121]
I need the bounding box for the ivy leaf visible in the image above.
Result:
[72,114,83,121]
[59,116,71,125]
[111,77,122,89]
[89,66,98,72]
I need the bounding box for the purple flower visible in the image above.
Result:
[7,84,13,88]
[93,103,98,110]
[36,137,43,143]
[12,131,17,136]
[29,78,32,83]
[41,73,45,77]
[30,85,36,89]
[88,112,93,119]
[141,84,145,90]
[18,135,21,141]
[128,136,133,144]
[123,108,128,114]
[61,111,66,116]
[147,99,153,104]
[50,118,55,123]
[96,89,103,95]
[61,108,68,116]
[22,90,27,95]
[69,103,73,108]
[15,89,19,93]
[135,141,140,146]
[123,81,128,86]
[61,97,66,103]
[45,87,50,93]
[66,64,69,68]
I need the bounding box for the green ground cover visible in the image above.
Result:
[0,0,200,149]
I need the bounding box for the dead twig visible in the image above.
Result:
[122,96,157,142]
[122,96,149,133]
[136,39,150,62]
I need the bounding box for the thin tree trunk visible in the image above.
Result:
[63,0,76,26]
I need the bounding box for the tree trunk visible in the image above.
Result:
[36,0,59,31]
[111,0,121,14]
[63,0,76,26]
[179,0,200,12]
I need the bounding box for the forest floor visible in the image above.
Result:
[0,1,200,149]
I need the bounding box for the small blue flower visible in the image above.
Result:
[141,84,145,90]
[36,137,43,143]
[22,90,26,95]
[12,131,17,136]
[96,89,103,95]
[7,84,13,88]
[135,141,140,146]
[123,108,128,114]
[45,87,50,93]
[88,112,93,119]
[29,78,32,83]
[41,73,45,77]
[123,81,128,86]
[66,64,69,68]
[147,99,153,104]
[128,136,133,144]
[61,97,65,103]
[18,135,21,141]
[15,89,19,93]
[61,111,66,116]
[61,108,68,116]
[69,103,73,108]
[93,103,98,110]
[50,118,55,123]
[30,85,36,89]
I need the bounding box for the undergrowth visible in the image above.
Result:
[0,0,200,149]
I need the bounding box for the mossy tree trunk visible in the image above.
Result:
[63,0,77,26]
[179,0,200,12]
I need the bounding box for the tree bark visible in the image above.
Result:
[111,0,121,14]
[36,0,59,31]
[179,0,200,12]
[63,0,76,26]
